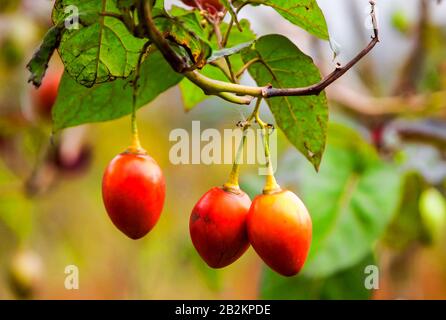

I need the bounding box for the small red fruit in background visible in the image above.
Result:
[181,0,225,15]
[190,187,251,268]
[102,149,165,240]
[247,190,312,277]
[31,69,63,120]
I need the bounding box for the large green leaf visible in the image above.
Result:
[52,0,146,87]
[233,0,329,40]
[382,173,431,249]
[261,253,375,300]
[180,19,256,110]
[242,34,328,170]
[52,50,183,130]
[292,124,402,277]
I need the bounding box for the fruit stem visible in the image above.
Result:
[224,131,247,193]
[255,99,281,194]
[129,106,142,152]
[128,41,151,154]
[223,98,262,193]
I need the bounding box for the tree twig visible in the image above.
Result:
[326,83,446,116]
[236,57,261,79]
[264,1,379,98]
[140,0,380,102]
[137,0,188,73]
[392,0,429,95]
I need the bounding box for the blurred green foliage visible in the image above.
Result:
[261,254,375,300]
[1,0,446,300]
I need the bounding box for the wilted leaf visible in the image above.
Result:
[26,25,64,87]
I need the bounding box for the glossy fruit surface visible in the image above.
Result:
[102,150,165,239]
[181,0,225,15]
[247,190,312,277]
[190,187,251,268]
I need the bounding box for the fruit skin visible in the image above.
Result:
[181,0,225,15]
[247,190,312,277]
[102,150,165,239]
[190,187,251,268]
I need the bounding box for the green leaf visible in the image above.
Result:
[233,0,329,40]
[207,41,254,63]
[180,19,256,110]
[0,161,33,241]
[382,173,431,249]
[52,0,146,87]
[26,25,64,87]
[294,124,402,277]
[116,0,137,9]
[242,34,328,170]
[220,0,243,31]
[261,253,375,300]
[153,0,165,10]
[52,50,183,130]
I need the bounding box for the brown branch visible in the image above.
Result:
[393,120,446,150]
[326,83,446,117]
[236,57,261,79]
[140,0,380,102]
[392,0,429,95]
[263,1,379,98]
[137,0,188,73]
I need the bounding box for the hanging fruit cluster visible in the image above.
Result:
[100,0,309,277]
[24,0,380,279]
[101,91,312,277]
[189,100,312,277]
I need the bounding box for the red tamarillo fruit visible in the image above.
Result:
[190,187,251,268]
[247,190,312,277]
[102,149,165,239]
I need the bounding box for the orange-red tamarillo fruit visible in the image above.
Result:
[247,190,312,276]
[190,187,251,268]
[102,150,165,239]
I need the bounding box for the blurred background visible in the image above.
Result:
[1,0,446,299]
